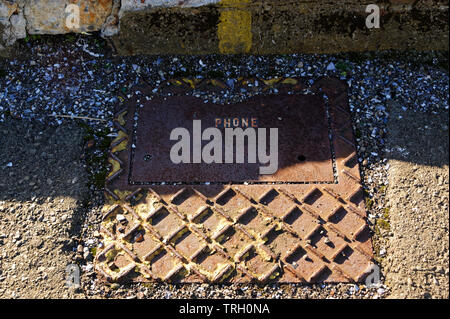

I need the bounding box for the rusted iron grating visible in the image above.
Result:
[95,77,374,283]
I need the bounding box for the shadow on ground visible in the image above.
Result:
[386,101,449,167]
[0,118,89,238]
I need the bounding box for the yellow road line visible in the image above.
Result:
[218,0,252,54]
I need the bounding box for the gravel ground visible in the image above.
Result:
[0,119,86,298]
[383,102,448,299]
[0,33,448,299]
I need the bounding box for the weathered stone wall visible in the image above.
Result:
[1,0,449,56]
[24,0,113,34]
[1,0,117,54]
[1,0,26,52]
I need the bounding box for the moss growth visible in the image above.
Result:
[373,208,391,262]
[376,207,391,233]
[365,197,374,210]
[65,34,76,43]
[376,218,390,232]
[105,249,118,263]
[78,121,112,189]
[382,207,390,220]
[142,282,154,289]
[206,70,225,78]
[336,61,352,72]
[24,34,42,43]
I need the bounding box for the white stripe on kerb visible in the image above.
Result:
[121,0,221,12]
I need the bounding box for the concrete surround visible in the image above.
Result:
[1,0,449,56]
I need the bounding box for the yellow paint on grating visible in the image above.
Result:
[218,0,252,54]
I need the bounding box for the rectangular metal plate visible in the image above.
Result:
[97,77,374,284]
[130,94,333,184]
